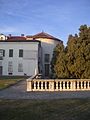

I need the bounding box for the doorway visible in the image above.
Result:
[45,64,49,77]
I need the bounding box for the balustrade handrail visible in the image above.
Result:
[27,78,90,91]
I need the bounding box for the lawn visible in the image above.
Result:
[0,76,28,89]
[0,99,90,120]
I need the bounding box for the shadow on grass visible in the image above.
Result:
[0,99,90,120]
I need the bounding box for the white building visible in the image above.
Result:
[27,32,62,77]
[0,32,62,77]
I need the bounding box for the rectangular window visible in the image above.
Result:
[18,63,23,72]
[45,64,50,77]
[8,61,13,75]
[3,50,5,57]
[19,49,23,57]
[44,54,50,63]
[9,49,13,57]
[0,49,5,57]
[0,49,5,60]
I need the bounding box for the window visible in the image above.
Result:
[45,64,50,77]
[19,49,23,57]
[44,54,50,63]
[0,49,5,60]
[8,61,13,75]
[18,63,23,72]
[0,37,3,40]
[9,49,13,57]
[0,49,5,57]
[3,50,5,57]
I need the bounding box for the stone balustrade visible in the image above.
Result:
[27,79,90,91]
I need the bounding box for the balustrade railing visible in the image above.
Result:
[27,79,90,91]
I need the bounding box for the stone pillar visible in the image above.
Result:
[37,81,39,90]
[63,81,65,90]
[70,81,73,90]
[56,81,58,91]
[73,81,76,90]
[60,81,62,91]
[88,81,89,89]
[81,81,83,90]
[34,81,36,90]
[52,81,55,91]
[45,81,47,91]
[67,81,69,90]
[27,81,32,91]
[41,81,43,90]
[84,81,86,89]
[49,81,53,91]
[77,81,79,90]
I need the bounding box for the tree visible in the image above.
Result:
[51,24,90,79]
[66,25,90,78]
[51,43,69,78]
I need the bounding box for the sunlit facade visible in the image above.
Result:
[0,32,62,77]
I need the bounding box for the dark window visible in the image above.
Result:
[9,49,13,57]
[19,49,23,57]
[3,50,5,57]
[0,66,2,76]
[44,54,50,63]
[18,63,23,72]
[1,37,3,40]
[45,64,49,77]
[0,49,5,57]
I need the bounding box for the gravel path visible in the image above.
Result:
[0,80,90,99]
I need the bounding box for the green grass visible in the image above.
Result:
[0,76,28,89]
[0,99,90,120]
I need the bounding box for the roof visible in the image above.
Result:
[0,40,40,43]
[7,36,26,41]
[27,32,62,42]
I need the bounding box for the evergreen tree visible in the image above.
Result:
[51,24,90,79]
[67,25,90,78]
[51,43,69,78]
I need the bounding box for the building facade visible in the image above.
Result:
[27,32,62,77]
[0,32,62,77]
[0,40,41,76]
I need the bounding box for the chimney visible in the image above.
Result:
[9,34,11,37]
[21,34,24,36]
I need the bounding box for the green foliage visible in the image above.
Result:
[51,25,90,78]
[51,43,69,78]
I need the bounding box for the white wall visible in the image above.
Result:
[0,42,39,76]
[35,38,61,76]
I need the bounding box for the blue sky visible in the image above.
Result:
[0,0,90,45]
